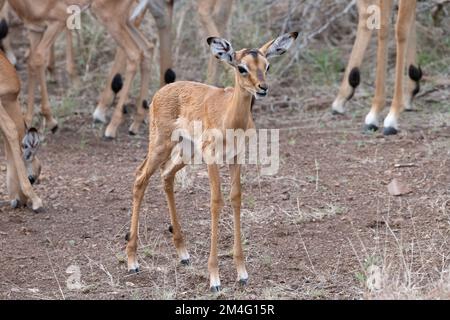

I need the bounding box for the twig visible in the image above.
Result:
[46,250,65,300]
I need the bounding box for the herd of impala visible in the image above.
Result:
[0,0,424,292]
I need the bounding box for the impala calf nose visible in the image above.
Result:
[259,84,268,92]
[28,176,36,185]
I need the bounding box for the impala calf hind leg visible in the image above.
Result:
[127,145,171,273]
[161,167,191,265]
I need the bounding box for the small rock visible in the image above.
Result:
[388,178,412,196]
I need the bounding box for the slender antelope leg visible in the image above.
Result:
[383,0,417,135]
[65,29,78,84]
[207,164,224,292]
[404,13,421,111]
[332,0,375,115]
[364,0,393,131]
[128,26,153,136]
[47,42,56,80]
[229,163,248,285]
[29,21,64,132]
[25,29,42,127]
[161,166,191,264]
[0,101,43,211]
[148,0,175,87]
[93,48,126,124]
[127,144,171,273]
[102,23,143,139]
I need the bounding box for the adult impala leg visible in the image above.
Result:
[102,24,142,139]
[383,0,417,135]
[27,22,64,132]
[229,163,248,285]
[93,48,126,124]
[148,0,176,86]
[364,0,393,131]
[404,13,421,111]
[65,29,78,84]
[332,0,375,115]
[128,26,153,136]
[207,164,224,292]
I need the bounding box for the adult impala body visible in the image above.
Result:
[126,32,298,292]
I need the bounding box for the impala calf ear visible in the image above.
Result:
[207,37,236,66]
[260,32,299,59]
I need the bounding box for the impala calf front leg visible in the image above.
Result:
[229,163,248,285]
[208,164,224,292]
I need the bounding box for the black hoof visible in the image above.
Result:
[168,225,173,233]
[210,286,221,293]
[363,124,379,133]
[103,135,115,141]
[404,109,418,113]
[238,278,249,286]
[125,232,130,242]
[93,118,105,124]
[128,130,137,136]
[33,207,45,214]
[332,110,344,116]
[11,199,23,209]
[51,125,59,134]
[181,259,191,266]
[128,268,140,275]
[383,127,399,136]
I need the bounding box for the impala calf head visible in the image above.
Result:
[22,128,41,185]
[207,32,299,99]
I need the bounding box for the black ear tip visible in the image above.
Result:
[207,37,215,45]
[291,32,299,39]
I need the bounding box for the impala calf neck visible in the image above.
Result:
[126,32,298,292]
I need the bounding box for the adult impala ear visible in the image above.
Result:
[207,37,236,66]
[260,32,299,59]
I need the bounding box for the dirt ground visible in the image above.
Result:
[1,13,450,300]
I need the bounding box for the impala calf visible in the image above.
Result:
[332,0,421,135]
[0,48,43,212]
[126,32,298,292]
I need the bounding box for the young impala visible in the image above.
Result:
[126,32,298,292]
[332,0,421,135]
[0,37,43,212]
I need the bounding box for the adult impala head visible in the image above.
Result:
[207,32,299,99]
[22,127,41,185]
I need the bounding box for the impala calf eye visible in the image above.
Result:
[238,66,248,75]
